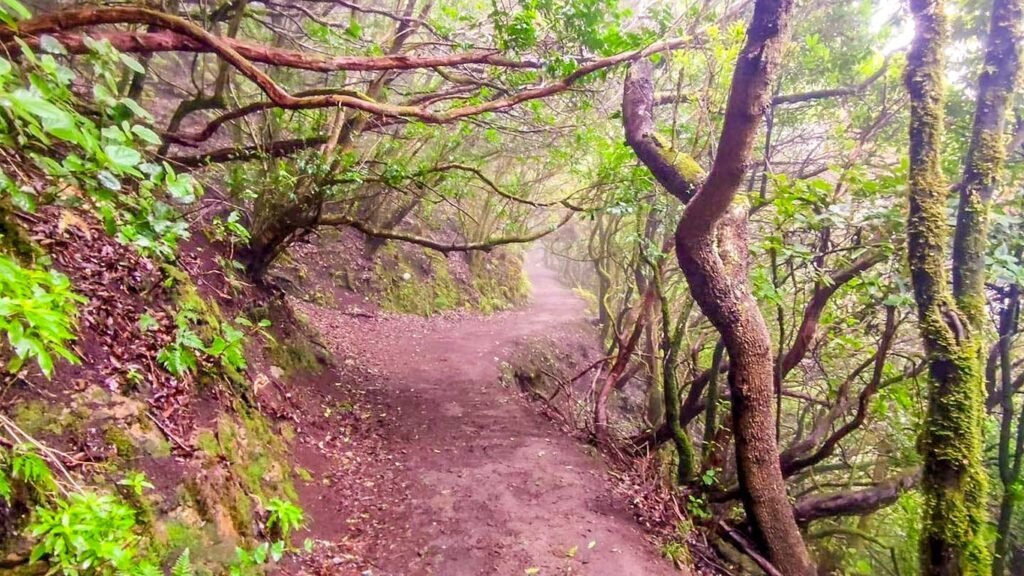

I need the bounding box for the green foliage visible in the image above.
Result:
[159,305,258,377]
[171,548,194,576]
[660,539,689,568]
[228,541,284,576]
[491,0,659,56]
[117,472,154,497]
[266,335,322,377]
[205,321,248,372]
[265,497,305,541]
[208,210,252,246]
[0,36,200,260]
[0,255,82,375]
[6,444,54,495]
[157,313,203,377]
[28,490,158,576]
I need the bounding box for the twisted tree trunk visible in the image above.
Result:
[623,1,810,573]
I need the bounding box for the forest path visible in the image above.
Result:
[299,253,675,575]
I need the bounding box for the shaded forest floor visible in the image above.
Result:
[284,253,675,575]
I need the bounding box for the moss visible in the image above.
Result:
[266,337,323,376]
[377,250,470,316]
[196,430,221,458]
[905,15,992,570]
[242,459,267,494]
[11,400,87,438]
[656,443,680,487]
[13,401,52,436]
[160,520,206,554]
[280,423,296,442]
[650,132,705,185]
[229,490,254,537]
[104,426,138,459]
[470,252,530,314]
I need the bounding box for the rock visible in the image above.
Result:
[269,365,285,380]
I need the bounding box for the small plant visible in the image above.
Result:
[205,321,248,372]
[0,444,50,501]
[10,445,54,493]
[157,324,203,377]
[266,497,305,541]
[0,255,83,376]
[685,494,712,521]
[209,210,251,245]
[29,490,156,575]
[661,539,690,568]
[228,541,284,576]
[159,310,267,377]
[117,471,154,497]
[171,548,194,576]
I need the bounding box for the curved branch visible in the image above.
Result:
[417,164,576,208]
[780,306,897,475]
[318,211,574,254]
[6,7,692,125]
[771,57,891,106]
[162,88,369,146]
[623,59,704,202]
[164,137,329,169]
[778,251,885,378]
[793,469,921,525]
[9,30,535,72]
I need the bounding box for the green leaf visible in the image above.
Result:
[165,172,197,203]
[10,186,36,212]
[345,20,362,39]
[0,0,30,20]
[137,314,159,332]
[270,540,285,562]
[119,53,145,74]
[37,35,66,55]
[103,144,142,170]
[97,170,121,191]
[8,89,68,123]
[130,125,162,145]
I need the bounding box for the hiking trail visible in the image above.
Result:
[295,254,675,575]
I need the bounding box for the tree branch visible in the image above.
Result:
[793,469,921,525]
[318,211,574,254]
[623,60,704,202]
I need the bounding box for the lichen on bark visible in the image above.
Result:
[905,0,1024,573]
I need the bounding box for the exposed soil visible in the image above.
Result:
[290,253,677,575]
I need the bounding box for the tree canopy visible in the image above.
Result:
[1,0,1024,574]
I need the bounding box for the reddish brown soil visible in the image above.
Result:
[292,254,676,575]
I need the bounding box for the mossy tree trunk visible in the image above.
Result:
[623,1,812,573]
[649,257,695,482]
[904,0,1022,574]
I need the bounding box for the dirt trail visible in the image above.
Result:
[299,254,675,575]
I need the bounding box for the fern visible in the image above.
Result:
[171,548,194,576]
[0,467,11,503]
[11,447,52,492]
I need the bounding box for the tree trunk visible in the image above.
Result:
[623,1,808,571]
[652,262,695,482]
[905,0,1022,574]
[993,285,1021,576]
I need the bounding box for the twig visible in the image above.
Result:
[0,415,82,495]
[146,412,191,452]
